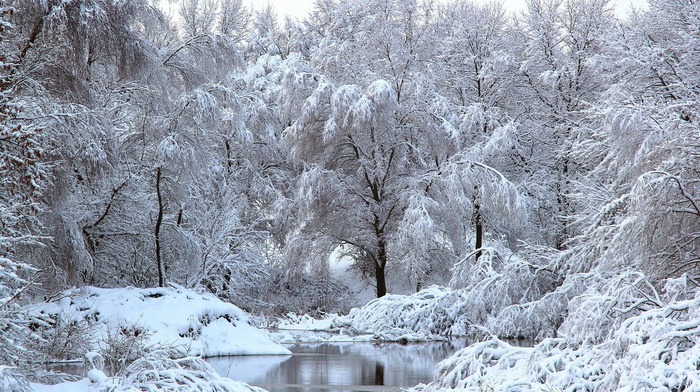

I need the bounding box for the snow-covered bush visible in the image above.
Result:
[99,323,152,371]
[0,366,31,392]
[458,260,561,335]
[422,336,532,391]
[414,271,700,392]
[66,350,269,392]
[272,312,339,331]
[336,247,562,340]
[114,350,268,392]
[268,271,353,316]
[32,311,94,362]
[334,286,473,339]
[0,259,38,365]
[488,272,597,340]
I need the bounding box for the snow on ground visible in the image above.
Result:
[30,286,290,357]
[269,329,377,343]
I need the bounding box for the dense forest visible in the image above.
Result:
[2,0,700,390]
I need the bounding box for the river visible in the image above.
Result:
[206,340,462,392]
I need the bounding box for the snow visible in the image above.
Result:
[30,352,270,392]
[86,368,108,384]
[328,252,377,306]
[31,378,91,392]
[30,286,291,358]
[333,285,475,340]
[407,273,700,392]
[274,312,338,331]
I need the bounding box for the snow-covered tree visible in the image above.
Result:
[512,0,616,249]
[278,0,540,297]
[0,0,51,369]
[565,0,700,279]
[0,0,282,297]
[280,72,411,297]
[430,1,512,108]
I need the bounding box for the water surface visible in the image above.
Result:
[207,341,460,392]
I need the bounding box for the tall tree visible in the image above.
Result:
[511,0,615,249]
[0,0,51,367]
[281,73,409,297]
[566,0,700,279]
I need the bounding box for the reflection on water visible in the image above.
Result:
[207,341,461,392]
[45,334,533,392]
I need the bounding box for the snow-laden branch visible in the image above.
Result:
[646,171,700,216]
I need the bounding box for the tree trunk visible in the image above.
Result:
[375,262,387,298]
[555,157,570,250]
[474,196,483,262]
[155,167,165,287]
[375,238,388,297]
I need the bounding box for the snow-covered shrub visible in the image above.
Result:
[116,350,268,392]
[335,286,473,339]
[200,255,273,313]
[0,366,31,392]
[268,271,353,316]
[488,272,597,340]
[84,352,105,373]
[556,270,662,345]
[32,311,94,362]
[99,323,152,371]
[271,312,339,331]
[464,262,560,333]
[0,258,49,368]
[337,246,562,340]
[593,291,700,391]
[414,271,700,392]
[423,336,531,391]
[449,246,506,289]
[661,274,700,303]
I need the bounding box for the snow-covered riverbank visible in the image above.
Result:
[31,286,290,358]
[23,286,289,392]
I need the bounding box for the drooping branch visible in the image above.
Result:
[162,34,211,66]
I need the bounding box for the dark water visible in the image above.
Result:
[207,341,461,392]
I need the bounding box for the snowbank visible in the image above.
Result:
[267,312,439,343]
[30,286,291,357]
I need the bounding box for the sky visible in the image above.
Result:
[251,0,650,20]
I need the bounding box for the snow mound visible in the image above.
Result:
[31,286,290,357]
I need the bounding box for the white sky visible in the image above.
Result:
[250,0,649,21]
